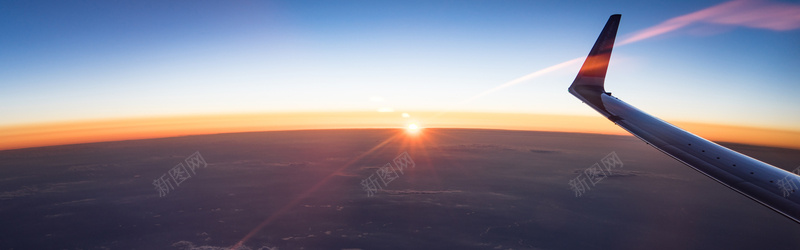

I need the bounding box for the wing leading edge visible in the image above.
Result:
[569,14,800,223]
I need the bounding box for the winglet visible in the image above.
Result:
[568,14,621,118]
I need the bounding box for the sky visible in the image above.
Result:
[1,0,799,149]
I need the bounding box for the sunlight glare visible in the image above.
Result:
[406,123,420,134]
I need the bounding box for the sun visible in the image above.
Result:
[406,123,421,134]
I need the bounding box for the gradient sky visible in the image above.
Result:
[2,0,799,147]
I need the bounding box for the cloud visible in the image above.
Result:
[0,181,92,200]
[620,0,800,45]
[171,241,276,250]
[0,186,38,200]
[439,143,520,152]
[381,189,463,195]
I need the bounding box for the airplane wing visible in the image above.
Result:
[569,14,800,224]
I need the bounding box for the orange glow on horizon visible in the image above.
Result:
[1,111,799,151]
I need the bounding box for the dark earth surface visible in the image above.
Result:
[1,129,799,250]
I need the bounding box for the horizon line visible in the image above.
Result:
[1,111,799,151]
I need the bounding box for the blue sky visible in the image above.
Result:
[1,0,799,130]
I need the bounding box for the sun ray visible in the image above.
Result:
[229,131,404,249]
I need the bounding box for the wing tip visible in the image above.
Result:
[569,14,621,93]
[568,14,622,118]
